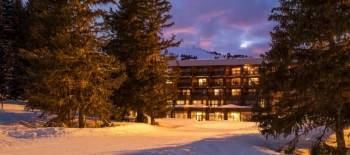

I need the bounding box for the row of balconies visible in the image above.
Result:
[177,94,257,99]
[177,82,258,87]
[180,71,258,76]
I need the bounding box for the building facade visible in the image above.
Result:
[167,58,262,121]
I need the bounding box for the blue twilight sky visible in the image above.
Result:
[165,0,279,56]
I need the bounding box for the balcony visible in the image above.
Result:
[180,71,192,76]
[243,66,259,76]
[210,82,224,87]
[193,82,208,87]
[193,71,209,76]
[191,92,209,99]
[177,94,191,99]
[225,95,241,100]
[209,93,225,98]
[211,71,226,76]
[177,82,192,87]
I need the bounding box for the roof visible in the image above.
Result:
[174,104,252,109]
[168,58,262,67]
[218,104,252,109]
[175,105,208,108]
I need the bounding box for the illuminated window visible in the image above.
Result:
[244,65,258,75]
[232,67,241,75]
[214,78,223,86]
[166,79,173,84]
[191,111,205,121]
[249,78,259,85]
[232,89,241,96]
[214,89,223,96]
[198,78,207,86]
[181,89,191,96]
[228,112,241,121]
[176,100,185,105]
[215,112,224,121]
[231,78,241,85]
[175,112,187,119]
[260,99,266,108]
[210,100,219,107]
[193,100,202,105]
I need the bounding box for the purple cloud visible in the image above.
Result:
[166,0,279,56]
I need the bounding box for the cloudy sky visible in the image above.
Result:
[165,0,279,56]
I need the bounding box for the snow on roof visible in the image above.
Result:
[0,99,27,105]
[168,58,262,67]
[175,104,252,109]
[218,104,252,109]
[175,105,208,108]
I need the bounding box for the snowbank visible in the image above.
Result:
[0,103,298,155]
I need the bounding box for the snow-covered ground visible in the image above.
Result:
[0,103,346,155]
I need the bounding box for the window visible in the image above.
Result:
[167,100,173,106]
[232,67,241,75]
[243,65,259,75]
[232,89,241,96]
[198,78,207,86]
[193,100,203,105]
[191,112,205,121]
[179,78,192,87]
[181,89,191,96]
[198,68,208,73]
[181,68,192,76]
[166,79,173,85]
[215,112,224,121]
[197,68,208,76]
[166,68,173,74]
[195,89,207,95]
[248,89,256,94]
[176,100,185,105]
[214,78,223,86]
[249,78,259,85]
[213,67,225,75]
[259,99,266,108]
[209,100,219,107]
[214,89,223,96]
[231,78,241,86]
[175,112,188,119]
[228,112,241,121]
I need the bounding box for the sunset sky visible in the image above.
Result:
[167,0,279,56]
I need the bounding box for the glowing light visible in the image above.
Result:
[240,41,252,48]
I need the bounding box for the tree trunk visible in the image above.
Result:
[66,110,72,127]
[335,110,347,155]
[150,116,155,125]
[135,109,145,123]
[78,108,85,128]
[121,107,128,121]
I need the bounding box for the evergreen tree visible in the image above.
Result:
[21,0,124,128]
[0,0,24,101]
[106,0,180,124]
[255,0,350,154]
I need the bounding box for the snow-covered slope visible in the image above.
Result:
[1,103,349,155]
[0,104,281,155]
[167,46,223,60]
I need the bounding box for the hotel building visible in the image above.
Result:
[167,58,262,121]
